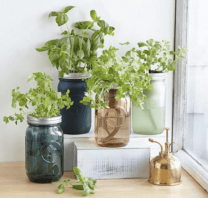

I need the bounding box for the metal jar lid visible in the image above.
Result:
[149,73,166,80]
[27,115,62,125]
[62,72,91,79]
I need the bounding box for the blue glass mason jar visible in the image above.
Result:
[26,115,64,183]
[58,73,91,134]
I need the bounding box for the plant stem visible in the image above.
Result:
[66,23,70,35]
[66,23,73,72]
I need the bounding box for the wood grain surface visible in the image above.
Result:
[0,162,207,198]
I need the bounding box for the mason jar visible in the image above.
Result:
[58,73,91,134]
[132,73,166,135]
[25,115,64,183]
[95,89,131,147]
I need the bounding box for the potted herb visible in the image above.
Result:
[81,44,152,147]
[36,6,115,134]
[3,72,73,183]
[132,39,187,135]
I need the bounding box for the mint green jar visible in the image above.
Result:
[132,73,166,135]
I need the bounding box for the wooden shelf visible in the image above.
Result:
[0,162,207,198]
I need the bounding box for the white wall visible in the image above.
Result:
[0,0,175,162]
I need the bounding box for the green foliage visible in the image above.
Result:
[52,167,97,197]
[36,6,115,77]
[80,45,152,109]
[3,72,73,124]
[136,39,187,72]
[48,6,75,26]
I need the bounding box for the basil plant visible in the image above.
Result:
[36,6,115,77]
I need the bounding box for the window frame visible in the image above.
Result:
[173,0,208,191]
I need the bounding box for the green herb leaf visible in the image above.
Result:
[73,167,85,183]
[90,10,97,20]
[56,13,69,26]
[57,184,65,194]
[45,39,58,47]
[83,39,91,57]
[91,31,102,51]
[73,37,80,53]
[72,185,84,190]
[62,6,75,13]
[97,20,109,34]
[119,42,130,45]
[49,11,58,18]
[75,21,93,29]
[138,42,147,47]
[82,182,91,197]
[108,26,115,36]
[61,30,68,35]
[85,177,97,191]
[36,46,48,52]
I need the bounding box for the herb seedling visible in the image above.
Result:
[36,6,115,77]
[136,39,187,72]
[3,72,73,124]
[52,167,97,197]
[81,44,152,109]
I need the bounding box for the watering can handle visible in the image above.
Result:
[169,142,180,153]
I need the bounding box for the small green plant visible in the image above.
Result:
[3,72,73,124]
[52,167,97,197]
[36,6,115,77]
[80,44,152,109]
[136,39,187,72]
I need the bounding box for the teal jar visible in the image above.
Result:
[25,115,64,183]
[58,73,91,134]
[132,73,166,135]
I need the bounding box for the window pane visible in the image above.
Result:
[184,0,208,171]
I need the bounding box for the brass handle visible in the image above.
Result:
[148,138,163,155]
[169,142,180,153]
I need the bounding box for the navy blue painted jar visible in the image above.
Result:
[58,75,91,134]
[25,115,64,183]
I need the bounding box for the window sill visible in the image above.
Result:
[174,150,208,192]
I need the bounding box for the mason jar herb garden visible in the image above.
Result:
[3,72,73,183]
[36,6,115,134]
[132,39,187,135]
[81,44,152,147]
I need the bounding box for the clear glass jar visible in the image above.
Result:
[132,73,166,135]
[25,115,64,183]
[95,89,131,147]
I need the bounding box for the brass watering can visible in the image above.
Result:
[148,128,181,186]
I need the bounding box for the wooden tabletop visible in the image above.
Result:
[0,162,207,198]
